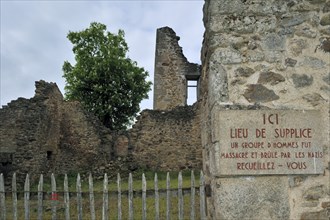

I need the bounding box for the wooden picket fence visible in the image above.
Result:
[0,171,206,220]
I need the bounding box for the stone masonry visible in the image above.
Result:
[0,26,204,186]
[2,1,329,218]
[128,105,202,171]
[0,81,113,185]
[0,80,202,186]
[201,0,330,219]
[153,27,201,110]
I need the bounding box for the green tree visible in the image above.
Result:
[63,22,152,130]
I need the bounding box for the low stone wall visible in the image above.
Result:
[127,105,202,171]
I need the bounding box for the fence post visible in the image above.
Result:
[166,172,171,220]
[76,173,82,220]
[154,173,159,220]
[117,173,122,220]
[24,174,30,220]
[51,173,57,220]
[0,173,5,220]
[142,173,147,220]
[128,173,133,220]
[190,170,195,220]
[12,173,17,220]
[200,171,206,220]
[102,173,109,220]
[89,173,95,220]
[178,171,183,220]
[64,174,70,220]
[37,174,43,220]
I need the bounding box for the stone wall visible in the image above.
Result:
[0,81,114,185]
[128,105,202,171]
[0,80,202,185]
[153,27,201,110]
[201,0,330,219]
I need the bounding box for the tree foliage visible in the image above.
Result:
[63,22,152,130]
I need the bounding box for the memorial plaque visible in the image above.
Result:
[218,110,324,175]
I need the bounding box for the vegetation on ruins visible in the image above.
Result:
[63,22,151,130]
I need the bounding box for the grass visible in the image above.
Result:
[4,170,203,219]
[29,170,201,192]
[5,193,201,219]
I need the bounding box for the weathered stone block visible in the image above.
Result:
[302,93,325,106]
[304,185,326,201]
[281,13,307,27]
[258,71,285,85]
[292,74,314,88]
[114,135,129,157]
[243,84,279,103]
[285,58,298,67]
[323,74,330,85]
[320,13,330,25]
[300,210,328,220]
[323,1,330,12]
[289,39,307,55]
[295,26,317,38]
[321,201,330,208]
[208,54,228,104]
[247,50,265,62]
[303,56,327,69]
[214,48,243,64]
[320,37,330,53]
[234,67,255,78]
[261,33,286,51]
[212,177,290,220]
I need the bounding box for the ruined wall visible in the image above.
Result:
[128,105,202,171]
[201,0,329,219]
[153,27,201,110]
[0,80,202,185]
[0,81,114,184]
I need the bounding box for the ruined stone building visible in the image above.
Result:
[153,27,201,110]
[0,27,202,185]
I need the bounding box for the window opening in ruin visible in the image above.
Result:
[2,162,11,166]
[47,151,53,160]
[187,80,198,105]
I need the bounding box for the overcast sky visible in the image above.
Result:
[1,0,204,110]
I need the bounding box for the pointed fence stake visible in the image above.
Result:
[64,174,70,220]
[142,173,147,220]
[89,173,96,220]
[128,173,133,220]
[190,170,195,220]
[102,173,109,220]
[117,173,122,220]
[154,173,159,220]
[76,173,82,220]
[51,173,57,220]
[0,173,6,220]
[178,171,183,220]
[166,172,171,220]
[200,171,206,220]
[37,174,43,220]
[12,173,17,220]
[24,174,30,220]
